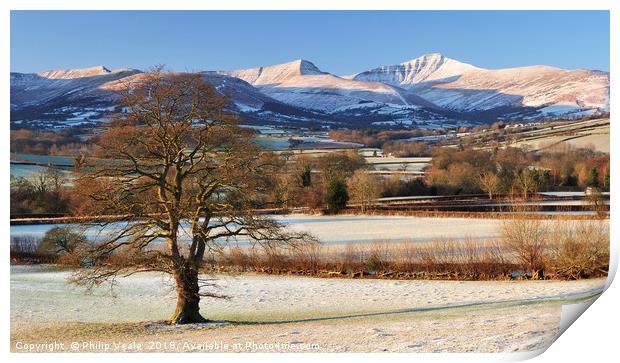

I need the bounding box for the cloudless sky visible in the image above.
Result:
[10,11,610,74]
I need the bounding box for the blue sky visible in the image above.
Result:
[11,11,610,74]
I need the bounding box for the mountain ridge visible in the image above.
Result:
[10,54,610,129]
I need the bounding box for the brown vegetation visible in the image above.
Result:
[328,129,435,149]
[14,218,608,281]
[201,217,609,281]
[69,70,314,324]
[10,128,92,156]
[10,167,72,217]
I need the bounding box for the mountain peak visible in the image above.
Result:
[272,59,323,75]
[37,65,113,79]
[350,53,481,86]
[405,52,445,63]
[223,59,325,85]
[400,53,479,72]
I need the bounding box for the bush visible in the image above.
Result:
[551,221,609,279]
[501,218,549,279]
[364,244,388,272]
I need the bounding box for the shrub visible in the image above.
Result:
[501,218,549,279]
[364,243,388,272]
[551,221,609,279]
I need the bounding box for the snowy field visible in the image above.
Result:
[10,265,605,352]
[563,133,610,153]
[11,215,507,245]
[11,215,609,246]
[511,124,609,153]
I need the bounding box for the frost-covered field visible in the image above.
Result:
[10,215,609,246]
[511,123,609,153]
[564,133,610,153]
[281,215,505,243]
[11,265,605,353]
[10,215,506,245]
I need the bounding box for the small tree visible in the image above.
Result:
[347,170,380,212]
[325,179,349,214]
[586,188,607,218]
[73,154,86,173]
[38,227,86,255]
[477,171,501,200]
[514,169,538,199]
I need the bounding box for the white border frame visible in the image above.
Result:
[2,1,616,362]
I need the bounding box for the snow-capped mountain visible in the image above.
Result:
[10,66,142,122]
[347,53,481,86]
[10,54,610,130]
[219,59,439,113]
[350,53,609,118]
[10,66,327,127]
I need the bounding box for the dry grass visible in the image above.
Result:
[340,209,604,220]
[205,239,519,280]
[202,217,609,281]
[550,220,609,279]
[12,218,609,281]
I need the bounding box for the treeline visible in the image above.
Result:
[10,168,72,217]
[328,129,437,148]
[10,129,92,155]
[382,141,430,157]
[265,145,609,215]
[10,145,609,217]
[426,146,610,196]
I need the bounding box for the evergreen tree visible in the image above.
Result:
[325,179,349,214]
[300,164,312,187]
[604,169,610,191]
[587,168,600,188]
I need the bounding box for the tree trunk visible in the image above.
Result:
[170,266,207,324]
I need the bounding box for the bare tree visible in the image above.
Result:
[72,69,313,324]
[476,171,501,200]
[73,154,86,173]
[346,170,380,213]
[585,187,607,218]
[514,169,538,199]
